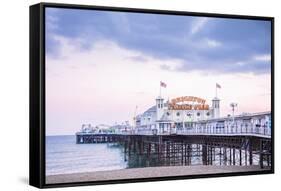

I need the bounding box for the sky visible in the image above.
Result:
[45,7,271,135]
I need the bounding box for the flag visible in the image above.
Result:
[160,81,167,88]
[216,83,221,89]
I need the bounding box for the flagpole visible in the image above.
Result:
[215,85,217,98]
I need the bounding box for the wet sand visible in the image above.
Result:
[46,165,269,184]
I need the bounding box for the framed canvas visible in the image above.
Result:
[29,2,274,188]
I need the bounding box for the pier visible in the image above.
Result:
[76,134,271,168]
[76,111,272,169]
[76,133,271,169]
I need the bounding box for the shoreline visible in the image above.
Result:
[46,165,270,184]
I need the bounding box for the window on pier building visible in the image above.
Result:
[185,122,193,129]
[216,102,219,108]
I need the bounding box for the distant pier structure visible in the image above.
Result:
[76,111,272,169]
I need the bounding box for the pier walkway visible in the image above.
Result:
[76,122,271,138]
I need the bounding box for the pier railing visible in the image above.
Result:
[135,124,271,138]
[76,124,271,138]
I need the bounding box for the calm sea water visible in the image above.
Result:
[46,135,127,176]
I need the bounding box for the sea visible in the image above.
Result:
[46,135,127,176]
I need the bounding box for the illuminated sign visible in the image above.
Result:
[169,96,209,110]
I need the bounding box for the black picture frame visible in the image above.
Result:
[30,2,274,188]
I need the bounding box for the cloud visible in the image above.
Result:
[229,54,271,74]
[253,54,271,62]
[127,55,148,63]
[46,34,88,59]
[46,35,184,74]
[206,38,222,48]
[48,32,271,75]
[46,15,58,31]
[190,17,209,35]
[45,8,271,75]
[236,61,246,66]
[46,8,60,32]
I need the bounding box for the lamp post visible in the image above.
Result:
[230,103,238,133]
[230,103,238,122]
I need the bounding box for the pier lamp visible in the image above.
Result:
[230,103,238,124]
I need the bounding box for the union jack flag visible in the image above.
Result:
[216,83,221,89]
[160,81,167,88]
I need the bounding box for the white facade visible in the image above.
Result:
[135,95,271,137]
[136,95,219,132]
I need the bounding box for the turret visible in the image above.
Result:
[212,97,220,118]
[156,96,164,120]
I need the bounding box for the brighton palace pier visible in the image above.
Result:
[134,95,271,137]
[76,95,272,169]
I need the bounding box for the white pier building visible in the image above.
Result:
[135,95,271,137]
